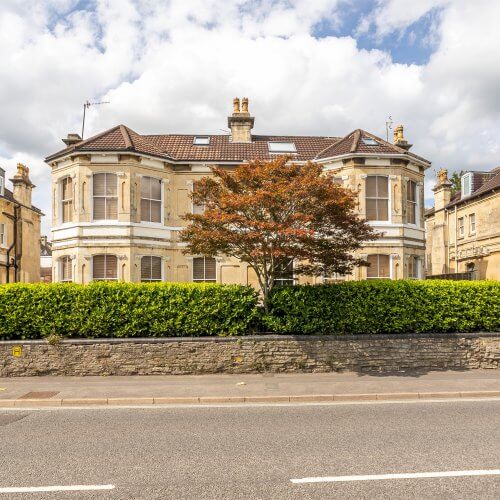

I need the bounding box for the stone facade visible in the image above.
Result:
[0,164,42,284]
[425,168,500,279]
[1,334,498,377]
[46,99,430,285]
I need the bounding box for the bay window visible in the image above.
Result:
[141,177,162,223]
[93,173,117,220]
[366,176,389,221]
[366,254,390,279]
[92,254,118,281]
[141,256,162,282]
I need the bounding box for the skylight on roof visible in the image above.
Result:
[268,142,297,153]
[362,137,379,146]
[193,136,210,145]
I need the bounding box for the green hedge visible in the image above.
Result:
[0,282,259,340]
[1,281,499,340]
[264,280,500,334]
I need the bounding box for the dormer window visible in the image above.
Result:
[193,136,210,146]
[461,172,473,198]
[362,137,379,146]
[268,142,297,153]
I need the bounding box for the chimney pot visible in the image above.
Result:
[233,97,240,114]
[241,97,249,114]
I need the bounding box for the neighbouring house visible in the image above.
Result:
[40,235,52,282]
[425,167,500,280]
[0,164,42,283]
[45,98,430,284]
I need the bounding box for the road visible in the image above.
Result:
[0,400,499,499]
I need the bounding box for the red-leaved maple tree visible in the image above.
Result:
[181,156,378,310]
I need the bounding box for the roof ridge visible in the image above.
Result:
[119,124,134,149]
[350,129,361,153]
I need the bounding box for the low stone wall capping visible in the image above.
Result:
[1,333,499,377]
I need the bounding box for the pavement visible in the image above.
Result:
[0,370,499,406]
[0,400,499,498]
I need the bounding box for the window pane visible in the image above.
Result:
[105,255,117,280]
[377,176,388,197]
[105,174,117,196]
[141,199,150,222]
[93,173,105,196]
[63,201,72,223]
[150,200,161,223]
[151,256,162,280]
[106,197,118,219]
[93,197,106,219]
[193,257,205,281]
[407,180,416,202]
[141,177,151,199]
[407,202,416,224]
[205,257,216,280]
[151,179,161,200]
[366,176,377,197]
[378,255,390,277]
[366,255,378,278]
[93,255,105,279]
[378,199,388,221]
[141,256,152,281]
[365,199,377,220]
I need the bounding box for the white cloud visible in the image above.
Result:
[1,0,500,235]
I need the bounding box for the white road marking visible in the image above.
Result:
[291,469,500,484]
[0,484,115,494]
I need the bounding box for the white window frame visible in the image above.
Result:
[59,255,73,283]
[192,256,217,282]
[59,176,73,225]
[140,255,164,282]
[458,217,465,238]
[274,259,295,287]
[140,176,164,225]
[268,142,297,153]
[461,172,473,198]
[469,213,476,235]
[91,172,118,222]
[193,136,210,145]
[406,179,417,226]
[365,175,390,224]
[91,254,118,281]
[366,254,392,280]
[0,223,6,247]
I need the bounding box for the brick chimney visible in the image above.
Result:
[433,168,452,211]
[228,97,254,143]
[393,124,412,150]
[10,163,34,207]
[62,133,82,146]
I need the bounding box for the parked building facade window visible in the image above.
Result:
[93,173,118,220]
[408,255,420,279]
[141,256,162,282]
[192,181,206,215]
[60,176,73,223]
[458,217,465,237]
[59,256,72,282]
[92,254,118,281]
[469,213,476,234]
[274,259,294,286]
[366,254,390,279]
[406,179,417,225]
[0,223,6,247]
[192,256,216,282]
[141,177,162,223]
[366,175,389,221]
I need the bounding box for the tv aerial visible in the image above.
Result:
[385,115,393,142]
[81,100,110,138]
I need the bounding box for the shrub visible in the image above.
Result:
[264,280,500,334]
[0,282,259,340]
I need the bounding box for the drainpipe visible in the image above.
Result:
[454,205,458,273]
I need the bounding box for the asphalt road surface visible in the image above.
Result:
[0,400,499,499]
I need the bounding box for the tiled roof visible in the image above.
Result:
[45,124,430,165]
[315,129,430,163]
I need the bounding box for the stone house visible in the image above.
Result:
[45,98,430,284]
[425,167,500,280]
[0,164,42,283]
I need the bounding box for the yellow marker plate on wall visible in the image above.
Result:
[12,346,22,357]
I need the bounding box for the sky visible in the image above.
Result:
[1,0,500,236]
